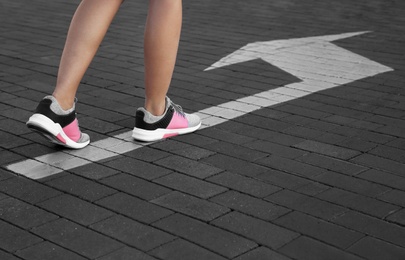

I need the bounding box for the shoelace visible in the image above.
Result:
[170,100,186,118]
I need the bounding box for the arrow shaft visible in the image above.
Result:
[5,79,344,179]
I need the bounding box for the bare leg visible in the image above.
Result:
[144,0,182,116]
[53,0,124,110]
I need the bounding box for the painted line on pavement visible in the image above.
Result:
[6,31,393,179]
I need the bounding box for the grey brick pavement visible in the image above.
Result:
[1,0,405,259]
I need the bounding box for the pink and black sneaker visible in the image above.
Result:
[132,97,201,142]
[26,96,90,149]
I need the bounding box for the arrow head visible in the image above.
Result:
[205,31,371,71]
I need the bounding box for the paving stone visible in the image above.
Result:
[348,236,405,260]
[236,114,293,132]
[79,117,123,134]
[7,158,63,181]
[153,172,227,199]
[305,119,341,132]
[386,209,405,226]
[376,125,405,138]
[105,156,172,180]
[68,163,120,180]
[171,145,216,160]
[353,129,395,145]
[96,192,173,224]
[0,168,15,181]
[257,155,325,178]
[0,118,32,136]
[150,139,193,152]
[0,150,25,165]
[45,174,117,202]
[358,169,405,191]
[0,250,20,260]
[283,114,319,126]
[266,190,348,221]
[153,213,257,259]
[336,136,378,152]
[295,182,330,196]
[312,104,369,123]
[283,125,326,140]
[0,219,42,253]
[202,154,267,177]
[11,143,58,158]
[243,139,306,159]
[20,132,58,150]
[125,146,171,162]
[156,155,223,179]
[251,129,306,147]
[279,236,363,260]
[151,191,229,221]
[386,138,405,150]
[0,107,32,123]
[275,103,331,119]
[378,189,405,207]
[312,171,390,197]
[293,140,360,160]
[79,96,129,113]
[80,107,129,123]
[0,197,58,229]
[212,211,299,249]
[38,194,114,226]
[91,215,174,252]
[315,124,361,139]
[65,145,118,163]
[233,247,291,260]
[101,173,171,200]
[32,218,122,259]
[173,132,220,147]
[211,191,290,221]
[198,127,256,145]
[0,193,7,201]
[1,132,31,150]
[207,171,281,198]
[313,132,348,146]
[349,119,385,131]
[333,210,405,248]
[96,247,157,260]
[275,211,364,249]
[16,241,86,260]
[255,168,313,190]
[297,152,368,176]
[150,239,227,260]
[351,154,405,176]
[0,177,61,204]
[369,145,405,164]
[202,141,267,162]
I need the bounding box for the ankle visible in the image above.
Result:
[145,99,166,116]
[52,93,74,111]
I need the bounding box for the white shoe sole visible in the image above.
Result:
[27,114,89,149]
[132,122,201,142]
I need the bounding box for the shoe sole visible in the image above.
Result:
[132,122,201,142]
[27,114,90,149]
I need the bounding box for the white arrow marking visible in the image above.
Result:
[6,31,393,179]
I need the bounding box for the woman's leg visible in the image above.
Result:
[132,0,201,142]
[27,0,123,149]
[144,0,182,116]
[53,0,124,110]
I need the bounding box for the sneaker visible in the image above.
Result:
[132,97,201,142]
[26,96,90,149]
